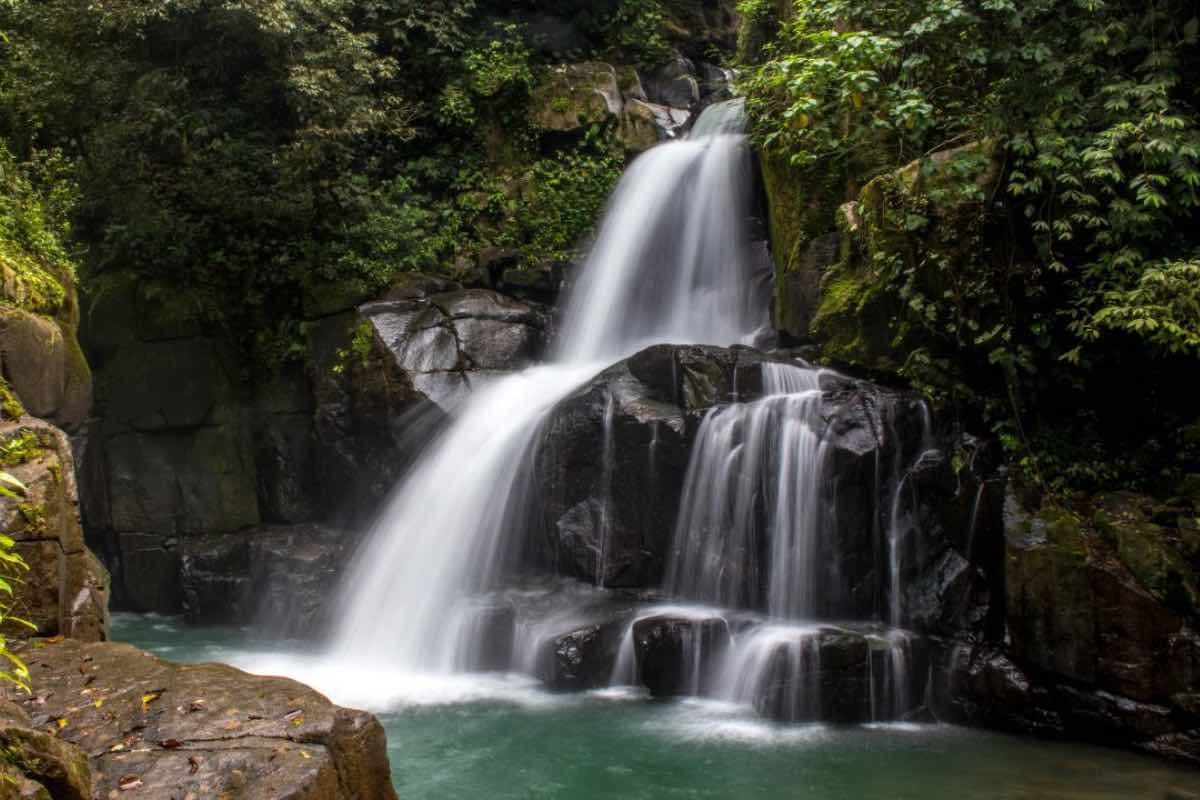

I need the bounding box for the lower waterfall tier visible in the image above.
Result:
[444,582,925,725]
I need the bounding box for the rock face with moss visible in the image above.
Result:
[3,638,396,800]
[0,419,109,641]
[0,239,92,435]
[0,698,92,800]
[1,250,109,643]
[930,486,1200,762]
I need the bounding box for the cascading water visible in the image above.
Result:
[665,362,828,617]
[326,115,772,673]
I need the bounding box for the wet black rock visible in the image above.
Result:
[179,524,350,635]
[633,614,732,696]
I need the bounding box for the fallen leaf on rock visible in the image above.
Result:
[56,717,68,729]
[118,774,143,790]
[188,755,203,775]
[300,750,311,760]
[46,635,64,643]
[160,738,183,749]
[222,719,241,731]
[109,743,125,752]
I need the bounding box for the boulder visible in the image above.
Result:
[0,418,109,640]
[0,710,92,800]
[4,638,396,800]
[641,56,701,110]
[731,625,926,723]
[633,614,731,696]
[0,259,91,432]
[541,618,628,690]
[938,488,1200,764]
[531,63,625,133]
[619,100,691,150]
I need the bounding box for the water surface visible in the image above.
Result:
[114,614,1200,799]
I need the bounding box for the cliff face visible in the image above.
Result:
[1,249,109,643]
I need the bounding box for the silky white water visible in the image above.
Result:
[666,362,830,618]
[322,121,772,679]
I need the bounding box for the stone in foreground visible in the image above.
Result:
[5,638,396,799]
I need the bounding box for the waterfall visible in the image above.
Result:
[326,122,772,671]
[665,362,829,618]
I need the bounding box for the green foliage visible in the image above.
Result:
[0,379,24,421]
[333,319,376,375]
[0,431,42,469]
[465,25,535,99]
[744,0,1200,494]
[0,0,676,364]
[0,470,33,693]
[0,142,74,314]
[603,0,673,67]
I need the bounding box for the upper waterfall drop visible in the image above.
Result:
[323,106,775,673]
[555,132,772,365]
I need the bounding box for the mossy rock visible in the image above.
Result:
[0,377,25,421]
[0,731,88,800]
[808,143,1001,373]
[0,251,66,318]
[736,0,794,64]
[530,63,624,133]
[1095,493,1200,620]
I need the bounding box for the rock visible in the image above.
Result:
[735,626,925,723]
[937,489,1200,763]
[114,532,181,613]
[531,63,624,133]
[103,424,260,537]
[179,533,253,624]
[619,100,691,150]
[534,344,944,603]
[0,260,91,433]
[178,524,350,634]
[0,418,109,640]
[308,310,442,523]
[633,614,731,696]
[252,365,317,524]
[812,141,1004,371]
[1004,491,1197,704]
[1094,492,1200,619]
[249,525,352,638]
[543,619,627,691]
[0,720,92,800]
[641,56,700,109]
[774,233,836,344]
[4,638,396,800]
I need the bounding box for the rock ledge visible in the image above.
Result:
[4,638,396,799]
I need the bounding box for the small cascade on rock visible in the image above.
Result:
[884,404,936,626]
[596,390,617,587]
[666,361,828,617]
[324,110,772,673]
[717,625,823,721]
[868,629,915,722]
